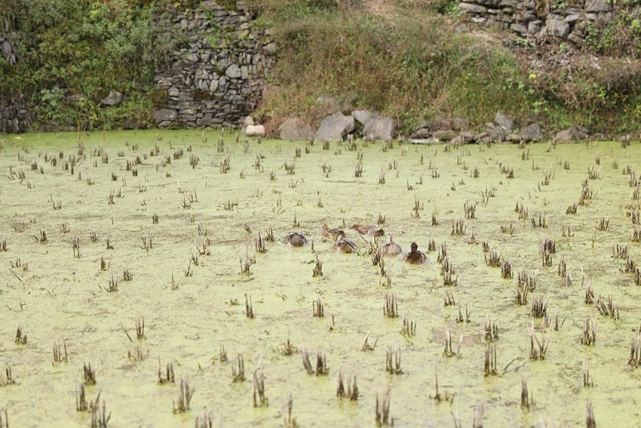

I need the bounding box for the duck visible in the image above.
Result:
[381,235,402,256]
[351,224,385,237]
[284,232,307,247]
[405,242,427,264]
[321,223,345,241]
[334,237,357,253]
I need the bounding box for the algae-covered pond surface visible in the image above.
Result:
[1,131,641,427]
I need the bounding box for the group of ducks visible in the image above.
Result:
[283,223,428,264]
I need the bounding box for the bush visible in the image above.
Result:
[1,0,176,130]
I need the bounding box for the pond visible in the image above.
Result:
[0,130,639,427]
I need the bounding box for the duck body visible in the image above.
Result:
[284,232,307,247]
[381,235,402,256]
[321,223,345,241]
[351,224,384,237]
[405,242,427,264]
[335,237,357,253]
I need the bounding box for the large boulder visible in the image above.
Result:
[520,123,543,141]
[494,112,515,131]
[101,90,123,107]
[279,117,314,140]
[243,116,255,128]
[487,123,506,142]
[245,125,266,137]
[314,112,355,141]
[451,117,470,131]
[363,115,395,141]
[352,110,376,127]
[555,127,589,142]
[310,96,341,123]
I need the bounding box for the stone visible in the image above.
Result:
[411,127,433,139]
[459,3,488,13]
[528,20,542,34]
[506,133,522,143]
[415,119,433,131]
[1,40,15,65]
[225,64,242,78]
[409,137,440,145]
[451,117,470,131]
[363,115,395,141]
[245,125,266,137]
[494,112,515,131]
[564,14,581,23]
[459,131,476,142]
[352,110,376,126]
[433,130,457,141]
[279,117,315,140]
[546,17,571,38]
[185,53,199,62]
[568,32,585,46]
[243,116,255,127]
[488,125,506,142]
[264,42,278,55]
[585,0,609,12]
[475,131,489,141]
[432,118,453,131]
[101,90,123,107]
[511,23,528,34]
[154,109,178,123]
[554,127,589,142]
[310,96,341,123]
[314,112,355,141]
[520,123,543,141]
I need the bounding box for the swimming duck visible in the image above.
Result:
[321,223,345,241]
[381,235,402,256]
[334,237,357,253]
[405,242,427,264]
[284,232,307,247]
[351,224,385,237]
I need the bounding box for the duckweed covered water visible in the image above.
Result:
[1,131,641,427]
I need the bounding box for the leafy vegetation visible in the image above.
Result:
[4,0,641,133]
[0,0,175,130]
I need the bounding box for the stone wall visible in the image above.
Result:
[153,1,275,128]
[459,0,612,44]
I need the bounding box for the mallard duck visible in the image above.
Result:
[284,232,307,247]
[351,224,369,235]
[351,224,384,237]
[334,237,357,253]
[381,235,402,256]
[321,223,345,241]
[405,242,427,264]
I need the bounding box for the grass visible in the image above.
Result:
[253,3,555,133]
[254,0,641,134]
